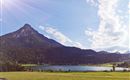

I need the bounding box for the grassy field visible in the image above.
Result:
[0,72,129,80]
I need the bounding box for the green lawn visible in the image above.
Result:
[0,72,129,80]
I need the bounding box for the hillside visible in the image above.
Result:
[0,24,129,65]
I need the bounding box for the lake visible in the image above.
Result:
[31,65,129,71]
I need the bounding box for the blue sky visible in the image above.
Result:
[0,0,129,53]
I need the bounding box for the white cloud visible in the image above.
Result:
[39,25,85,49]
[85,0,129,53]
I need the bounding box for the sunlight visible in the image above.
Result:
[0,0,2,12]
[0,0,3,12]
[0,0,3,35]
[1,0,19,8]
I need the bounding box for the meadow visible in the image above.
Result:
[0,72,129,80]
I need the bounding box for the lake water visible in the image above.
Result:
[32,65,129,71]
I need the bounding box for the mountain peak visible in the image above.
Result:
[15,24,38,37]
[1,24,63,48]
[24,23,31,27]
[20,24,34,31]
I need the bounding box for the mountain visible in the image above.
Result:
[0,24,129,65]
[0,24,62,48]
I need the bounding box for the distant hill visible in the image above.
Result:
[0,24,129,65]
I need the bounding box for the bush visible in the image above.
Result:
[0,63,25,72]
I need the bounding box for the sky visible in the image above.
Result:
[0,0,129,53]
